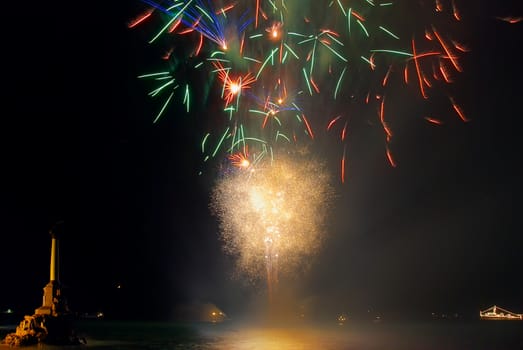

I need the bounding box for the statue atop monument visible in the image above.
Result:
[2,221,85,347]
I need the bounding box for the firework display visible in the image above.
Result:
[210,152,334,296]
[130,0,471,292]
[130,0,470,182]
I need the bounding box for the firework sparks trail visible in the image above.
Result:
[131,0,472,182]
[210,153,334,295]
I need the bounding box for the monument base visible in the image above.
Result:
[2,313,85,347]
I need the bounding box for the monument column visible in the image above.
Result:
[49,231,59,282]
[35,221,66,316]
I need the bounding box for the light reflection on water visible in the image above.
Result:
[2,320,523,350]
[202,325,357,350]
[191,320,523,350]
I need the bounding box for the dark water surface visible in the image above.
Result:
[2,319,522,349]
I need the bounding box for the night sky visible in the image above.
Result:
[1,2,522,322]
